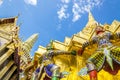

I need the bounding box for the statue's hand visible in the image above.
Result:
[71,50,76,55]
[60,71,70,78]
[78,67,88,76]
[48,50,54,57]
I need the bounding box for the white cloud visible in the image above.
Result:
[0,0,3,5]
[72,0,102,22]
[72,3,81,22]
[24,0,37,6]
[57,0,70,20]
[61,0,70,4]
[57,5,69,20]
[57,0,103,22]
[72,9,81,22]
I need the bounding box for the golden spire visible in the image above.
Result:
[23,33,38,53]
[76,11,98,40]
[88,11,95,22]
[86,11,97,26]
[22,33,38,62]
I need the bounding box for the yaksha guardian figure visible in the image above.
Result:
[79,25,120,80]
[32,41,76,80]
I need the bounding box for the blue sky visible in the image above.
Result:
[0,0,120,56]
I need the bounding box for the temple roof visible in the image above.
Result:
[0,16,18,25]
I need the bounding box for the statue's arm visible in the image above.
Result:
[82,36,98,49]
[106,32,120,40]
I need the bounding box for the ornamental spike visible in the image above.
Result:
[106,58,114,71]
